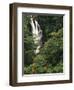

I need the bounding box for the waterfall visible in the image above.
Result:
[30,16,43,54]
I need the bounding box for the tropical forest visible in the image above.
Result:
[23,14,63,74]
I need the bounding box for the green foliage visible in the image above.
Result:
[23,15,63,74]
[33,55,47,65]
[53,62,63,73]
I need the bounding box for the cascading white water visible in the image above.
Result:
[30,16,42,54]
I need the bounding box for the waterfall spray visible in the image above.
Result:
[30,15,43,54]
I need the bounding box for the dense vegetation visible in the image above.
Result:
[23,14,63,74]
